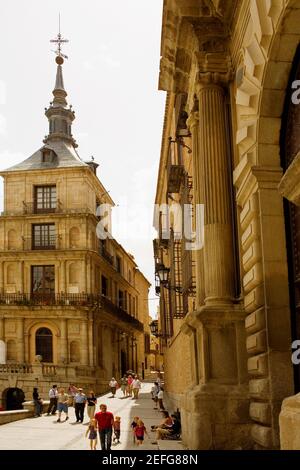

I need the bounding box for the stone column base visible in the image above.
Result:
[279,393,300,449]
[181,383,251,450]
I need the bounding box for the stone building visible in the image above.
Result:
[0,49,151,409]
[154,0,300,450]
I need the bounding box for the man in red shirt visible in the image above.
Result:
[94,404,114,450]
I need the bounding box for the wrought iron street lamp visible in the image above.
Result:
[156,264,170,285]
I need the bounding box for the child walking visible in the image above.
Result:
[134,419,149,446]
[113,416,121,444]
[131,416,139,445]
[85,418,98,450]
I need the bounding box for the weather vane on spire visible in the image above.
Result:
[50,13,69,65]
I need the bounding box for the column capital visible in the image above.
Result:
[196,52,232,89]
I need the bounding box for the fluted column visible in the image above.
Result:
[80,320,89,365]
[197,77,234,304]
[187,108,205,309]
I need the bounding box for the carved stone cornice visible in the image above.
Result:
[196,52,232,87]
[159,0,235,93]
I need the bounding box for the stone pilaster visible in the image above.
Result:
[0,317,4,341]
[88,314,94,367]
[20,261,24,294]
[17,318,25,363]
[0,261,4,294]
[80,320,89,366]
[60,319,67,363]
[60,260,66,293]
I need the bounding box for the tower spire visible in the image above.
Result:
[44,20,77,147]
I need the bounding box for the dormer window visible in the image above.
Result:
[41,148,57,164]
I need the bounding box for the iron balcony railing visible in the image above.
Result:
[100,295,144,331]
[21,235,59,251]
[1,202,92,217]
[98,242,114,265]
[0,293,144,331]
[167,139,185,194]
[22,200,63,215]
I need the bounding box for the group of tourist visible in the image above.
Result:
[32,383,97,423]
[109,374,142,399]
[30,372,180,450]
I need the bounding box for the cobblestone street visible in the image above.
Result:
[0,383,185,451]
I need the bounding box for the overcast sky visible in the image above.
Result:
[0,0,165,314]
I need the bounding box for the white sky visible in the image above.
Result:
[0,0,165,314]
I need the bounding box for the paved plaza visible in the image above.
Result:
[0,383,185,451]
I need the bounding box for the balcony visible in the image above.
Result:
[100,295,144,331]
[167,139,185,194]
[98,242,114,265]
[0,293,144,331]
[22,235,59,251]
[22,200,63,215]
[1,202,92,217]
[0,293,94,307]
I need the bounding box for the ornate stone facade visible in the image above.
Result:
[155,0,300,449]
[0,52,151,409]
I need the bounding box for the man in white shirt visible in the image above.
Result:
[132,376,142,399]
[46,384,58,415]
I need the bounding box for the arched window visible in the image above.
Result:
[6,340,17,362]
[35,327,53,363]
[70,341,80,363]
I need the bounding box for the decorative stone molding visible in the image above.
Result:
[159,0,236,93]
[196,52,232,86]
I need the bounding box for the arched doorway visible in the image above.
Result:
[35,327,53,362]
[3,388,25,410]
[281,44,300,392]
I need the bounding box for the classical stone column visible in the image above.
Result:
[187,107,205,309]
[60,319,68,363]
[196,70,234,305]
[80,320,89,365]
[17,318,25,363]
